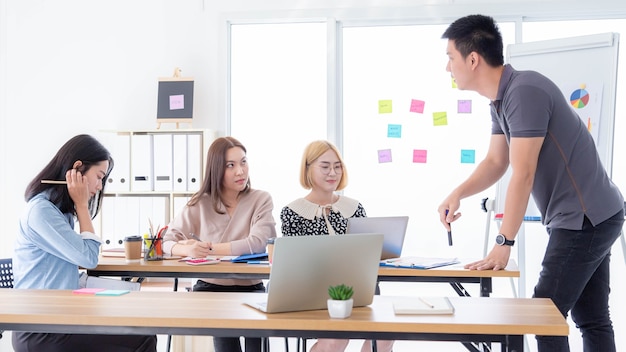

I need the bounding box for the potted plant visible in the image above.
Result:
[327,284,354,319]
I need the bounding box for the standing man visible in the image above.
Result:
[437,14,624,352]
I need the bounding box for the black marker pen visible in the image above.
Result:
[446,210,453,246]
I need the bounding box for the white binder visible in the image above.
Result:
[131,134,153,192]
[172,134,188,192]
[186,133,202,192]
[138,197,154,236]
[113,197,130,247]
[151,196,168,231]
[125,197,142,236]
[153,134,173,191]
[98,196,117,250]
[102,133,130,192]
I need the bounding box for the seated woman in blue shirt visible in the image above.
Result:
[12,134,156,352]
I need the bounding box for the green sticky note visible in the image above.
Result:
[433,112,448,126]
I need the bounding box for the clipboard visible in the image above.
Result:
[380,256,460,269]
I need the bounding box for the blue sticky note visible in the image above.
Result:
[95,289,131,296]
[460,149,475,164]
[387,124,402,138]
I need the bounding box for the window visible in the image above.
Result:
[230,22,328,224]
[342,23,515,256]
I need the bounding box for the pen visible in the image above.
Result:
[41,180,67,185]
[419,297,435,309]
[446,210,453,246]
[189,233,213,251]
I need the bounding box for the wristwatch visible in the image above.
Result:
[495,234,515,246]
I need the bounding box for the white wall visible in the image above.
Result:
[0,0,213,258]
[3,0,626,255]
[1,1,626,351]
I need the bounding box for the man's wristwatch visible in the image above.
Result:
[495,233,515,246]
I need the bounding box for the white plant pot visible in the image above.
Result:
[327,298,353,319]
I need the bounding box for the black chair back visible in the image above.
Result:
[0,258,13,289]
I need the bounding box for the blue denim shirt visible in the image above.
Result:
[14,191,102,290]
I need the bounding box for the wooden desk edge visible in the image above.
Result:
[90,258,520,278]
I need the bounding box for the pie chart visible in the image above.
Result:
[570,86,589,109]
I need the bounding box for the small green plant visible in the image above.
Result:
[328,284,354,300]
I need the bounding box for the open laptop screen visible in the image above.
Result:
[244,233,383,313]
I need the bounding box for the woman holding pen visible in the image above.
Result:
[162,136,276,352]
[13,134,156,352]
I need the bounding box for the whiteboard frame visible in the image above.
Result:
[495,32,620,215]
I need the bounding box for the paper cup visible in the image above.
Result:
[124,235,143,262]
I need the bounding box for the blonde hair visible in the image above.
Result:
[299,140,348,190]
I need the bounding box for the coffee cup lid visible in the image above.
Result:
[124,235,142,241]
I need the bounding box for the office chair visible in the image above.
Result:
[0,258,12,288]
[0,258,14,339]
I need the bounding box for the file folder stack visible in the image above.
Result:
[96,129,214,248]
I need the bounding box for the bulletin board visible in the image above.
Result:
[156,75,194,126]
[495,32,620,216]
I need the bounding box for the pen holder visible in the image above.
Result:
[144,236,163,261]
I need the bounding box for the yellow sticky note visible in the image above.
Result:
[378,100,392,114]
[433,112,448,126]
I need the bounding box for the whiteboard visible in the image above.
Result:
[495,32,620,216]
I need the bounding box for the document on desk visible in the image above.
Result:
[229,253,269,263]
[393,296,455,315]
[179,255,238,262]
[380,256,460,269]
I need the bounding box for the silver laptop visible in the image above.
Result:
[244,233,384,314]
[346,216,409,260]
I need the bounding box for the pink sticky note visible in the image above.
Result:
[73,288,105,295]
[410,99,425,113]
[169,94,185,110]
[413,149,427,163]
[378,149,392,163]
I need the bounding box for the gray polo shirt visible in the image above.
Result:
[490,65,623,230]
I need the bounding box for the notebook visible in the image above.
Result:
[392,296,455,315]
[244,233,384,314]
[346,216,409,260]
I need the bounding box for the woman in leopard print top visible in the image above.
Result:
[279,140,394,352]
